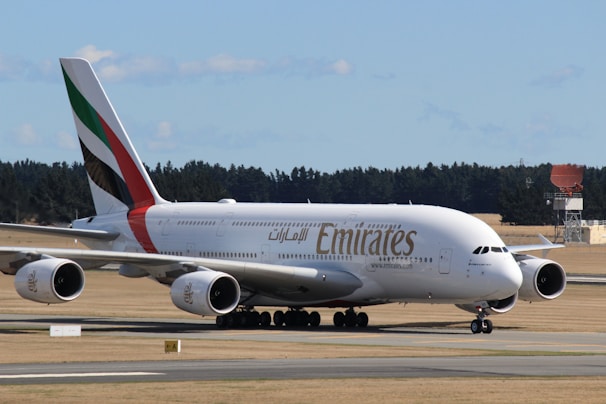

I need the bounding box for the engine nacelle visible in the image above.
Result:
[516,255,566,301]
[170,270,240,316]
[14,258,85,304]
[455,292,518,316]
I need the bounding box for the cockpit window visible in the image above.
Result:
[473,246,509,254]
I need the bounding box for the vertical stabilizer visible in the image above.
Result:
[60,57,167,215]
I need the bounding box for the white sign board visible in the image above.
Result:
[50,324,82,337]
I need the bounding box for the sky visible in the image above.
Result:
[1,1,605,173]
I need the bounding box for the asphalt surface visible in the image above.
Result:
[2,313,606,384]
[2,356,606,385]
[3,314,606,353]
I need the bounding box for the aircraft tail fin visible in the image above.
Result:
[59,57,167,215]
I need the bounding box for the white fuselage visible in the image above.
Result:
[73,202,523,307]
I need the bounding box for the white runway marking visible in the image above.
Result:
[0,372,162,379]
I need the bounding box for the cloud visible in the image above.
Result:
[478,123,505,136]
[419,102,470,131]
[530,65,584,88]
[3,46,354,84]
[271,56,355,78]
[96,56,175,83]
[327,59,353,75]
[147,121,177,151]
[155,121,173,139]
[15,123,40,145]
[524,114,565,140]
[0,54,27,81]
[180,54,267,76]
[373,72,396,81]
[75,45,116,64]
[0,53,57,82]
[180,54,353,78]
[56,131,77,150]
[73,46,353,82]
[514,114,576,157]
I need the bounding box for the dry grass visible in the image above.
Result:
[3,378,606,404]
[1,215,606,402]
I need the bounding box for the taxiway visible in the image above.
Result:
[1,313,606,384]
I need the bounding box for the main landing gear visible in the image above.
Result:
[215,307,369,329]
[333,308,369,328]
[470,309,493,334]
[215,307,321,328]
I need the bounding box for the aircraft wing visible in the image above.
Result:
[0,247,363,303]
[0,223,119,241]
[507,234,565,254]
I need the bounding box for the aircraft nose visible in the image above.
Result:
[498,258,523,294]
[509,263,523,289]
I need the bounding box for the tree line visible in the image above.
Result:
[1,159,604,226]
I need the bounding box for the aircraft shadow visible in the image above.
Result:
[0,316,522,335]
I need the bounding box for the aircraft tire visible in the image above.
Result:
[333,311,345,327]
[357,312,369,327]
[309,311,321,327]
[470,319,482,334]
[273,310,285,326]
[260,311,271,327]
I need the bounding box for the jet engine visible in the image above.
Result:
[170,270,240,316]
[516,255,566,301]
[14,258,85,304]
[455,292,518,316]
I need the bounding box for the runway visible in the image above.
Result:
[2,355,606,385]
[2,314,606,384]
[3,313,606,354]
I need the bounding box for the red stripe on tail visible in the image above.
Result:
[98,114,155,209]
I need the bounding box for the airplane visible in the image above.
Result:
[0,57,567,334]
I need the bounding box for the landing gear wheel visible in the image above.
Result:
[260,311,271,327]
[470,318,493,334]
[470,319,482,334]
[298,310,310,326]
[273,310,285,327]
[216,315,228,328]
[309,311,321,327]
[344,311,357,327]
[356,312,369,327]
[333,311,345,327]
[239,311,260,327]
[284,310,294,326]
[225,314,235,328]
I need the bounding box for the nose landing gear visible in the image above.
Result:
[470,309,493,334]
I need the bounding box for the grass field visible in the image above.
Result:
[1,214,606,403]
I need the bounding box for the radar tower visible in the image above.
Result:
[545,164,584,243]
